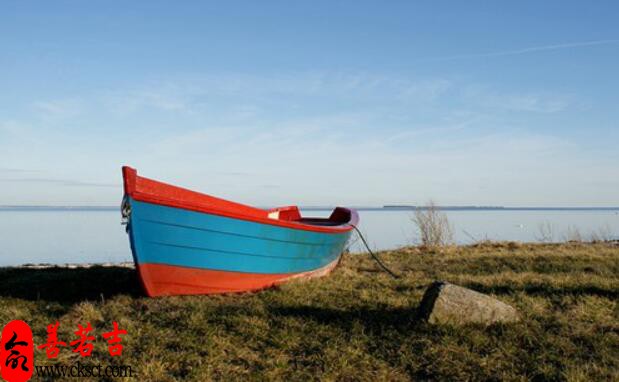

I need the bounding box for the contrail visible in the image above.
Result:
[417,39,619,62]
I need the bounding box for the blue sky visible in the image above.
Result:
[1,1,618,206]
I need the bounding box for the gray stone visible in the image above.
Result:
[419,281,520,325]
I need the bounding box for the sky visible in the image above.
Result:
[1,1,618,207]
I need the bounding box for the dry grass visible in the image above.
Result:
[0,242,618,381]
[412,201,454,248]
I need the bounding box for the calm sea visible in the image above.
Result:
[0,208,617,266]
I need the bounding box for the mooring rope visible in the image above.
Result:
[350,224,400,279]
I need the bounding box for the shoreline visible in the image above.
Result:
[4,261,135,270]
[3,240,618,270]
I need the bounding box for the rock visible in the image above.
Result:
[419,281,520,325]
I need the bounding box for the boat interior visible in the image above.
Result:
[268,206,354,226]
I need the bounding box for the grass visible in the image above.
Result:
[1,242,618,381]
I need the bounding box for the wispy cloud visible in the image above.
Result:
[0,167,40,173]
[33,99,83,118]
[131,119,599,206]
[463,86,574,113]
[418,39,619,62]
[105,90,189,114]
[3,70,616,206]
[0,178,119,188]
[383,120,476,144]
[499,94,570,113]
[215,171,252,176]
[102,73,453,113]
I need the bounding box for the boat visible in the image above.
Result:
[121,166,359,297]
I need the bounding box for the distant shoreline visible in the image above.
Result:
[1,205,619,212]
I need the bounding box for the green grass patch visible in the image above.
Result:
[1,243,617,381]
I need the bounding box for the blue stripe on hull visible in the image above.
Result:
[128,198,352,274]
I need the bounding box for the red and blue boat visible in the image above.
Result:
[121,166,359,297]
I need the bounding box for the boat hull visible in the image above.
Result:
[127,198,352,296]
[135,260,340,296]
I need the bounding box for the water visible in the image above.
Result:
[0,208,617,266]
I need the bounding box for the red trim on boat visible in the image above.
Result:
[122,166,358,233]
[137,259,340,297]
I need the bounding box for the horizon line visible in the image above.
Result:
[1,205,618,211]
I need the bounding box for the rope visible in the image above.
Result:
[350,224,400,279]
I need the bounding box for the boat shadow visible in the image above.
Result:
[267,303,443,373]
[0,266,142,304]
[269,303,422,332]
